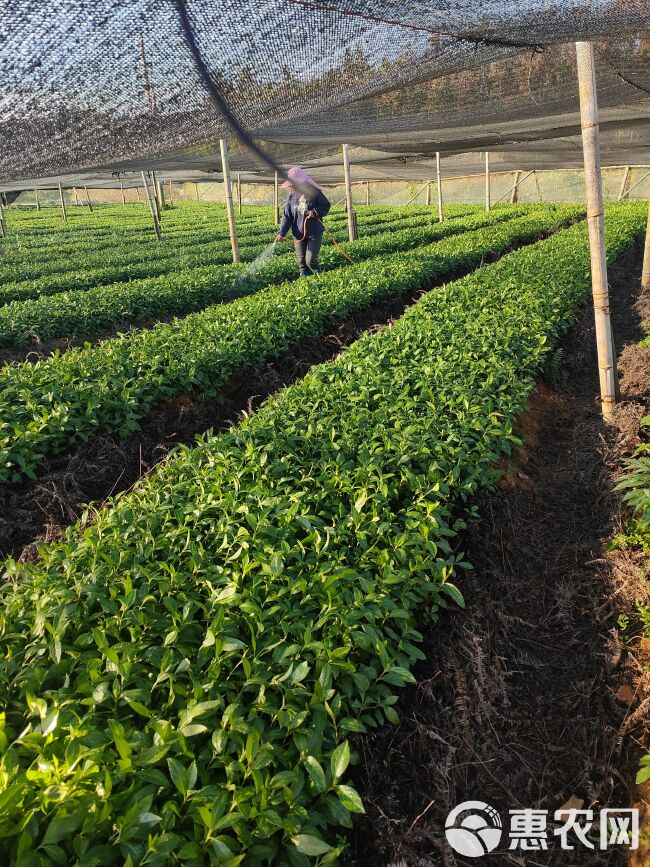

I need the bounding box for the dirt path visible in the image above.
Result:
[349,244,650,866]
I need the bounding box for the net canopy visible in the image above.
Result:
[2,1,650,191]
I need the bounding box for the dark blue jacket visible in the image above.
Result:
[278,186,331,240]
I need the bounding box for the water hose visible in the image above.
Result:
[277,212,355,265]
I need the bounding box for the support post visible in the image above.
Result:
[35,188,40,211]
[642,205,650,291]
[0,199,7,238]
[534,171,543,202]
[236,173,242,215]
[84,187,93,212]
[618,165,631,201]
[576,40,617,418]
[158,179,166,209]
[342,143,356,241]
[167,181,173,204]
[136,186,141,203]
[72,187,79,206]
[219,139,240,263]
[365,181,370,206]
[274,171,280,224]
[426,180,432,207]
[436,152,444,223]
[120,181,126,206]
[58,183,67,222]
[150,171,161,221]
[141,171,162,241]
[485,153,491,211]
[195,182,200,202]
[511,170,522,203]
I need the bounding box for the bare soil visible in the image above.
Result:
[348,245,650,865]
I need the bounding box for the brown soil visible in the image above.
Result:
[349,244,650,866]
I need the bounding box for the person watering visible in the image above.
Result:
[276,167,331,276]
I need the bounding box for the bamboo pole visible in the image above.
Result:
[158,179,166,209]
[0,199,7,238]
[150,171,161,221]
[493,170,535,207]
[426,180,432,207]
[533,171,543,202]
[34,188,40,211]
[342,144,356,241]
[619,169,650,200]
[236,173,242,216]
[273,171,280,224]
[617,165,631,201]
[195,182,200,201]
[436,152,444,223]
[58,183,67,222]
[403,180,430,207]
[511,170,522,203]
[72,187,79,206]
[136,186,141,203]
[485,153,491,211]
[365,181,370,206]
[219,139,240,263]
[167,181,174,204]
[120,181,126,206]
[84,187,93,212]
[141,171,162,241]
[642,206,650,291]
[576,40,617,418]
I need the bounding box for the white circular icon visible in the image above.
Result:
[445,800,503,857]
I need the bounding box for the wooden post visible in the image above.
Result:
[485,153,491,211]
[236,173,242,215]
[219,139,240,263]
[426,180,432,207]
[136,186,141,203]
[84,187,93,212]
[194,182,200,201]
[618,165,631,201]
[342,143,356,241]
[436,152,444,223]
[167,181,173,204]
[141,171,162,241]
[158,179,166,209]
[534,171,543,202]
[274,171,280,224]
[120,181,126,206]
[642,205,650,291]
[511,170,522,203]
[150,171,161,221]
[365,181,370,206]
[0,199,7,238]
[72,187,79,206]
[58,183,67,222]
[576,40,617,419]
[34,188,40,211]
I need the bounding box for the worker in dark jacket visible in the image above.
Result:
[276,167,331,276]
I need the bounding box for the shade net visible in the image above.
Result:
[2,1,650,190]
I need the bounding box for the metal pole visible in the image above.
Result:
[58,183,67,222]
[84,187,93,212]
[219,139,240,263]
[141,171,162,241]
[120,181,126,206]
[485,153,491,211]
[436,152,444,223]
[617,165,631,201]
[642,205,650,291]
[576,41,617,419]
[511,170,522,204]
[342,144,356,241]
[274,171,279,224]
[34,188,40,211]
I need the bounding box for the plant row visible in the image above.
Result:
[0,207,531,346]
[0,207,581,483]
[0,206,646,865]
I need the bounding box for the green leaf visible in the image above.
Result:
[304,756,327,792]
[440,582,465,608]
[330,741,350,782]
[336,784,365,814]
[291,835,332,857]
